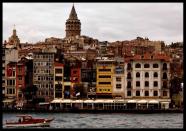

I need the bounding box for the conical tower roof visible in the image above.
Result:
[68,4,78,20]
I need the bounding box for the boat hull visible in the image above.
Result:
[5,121,50,128]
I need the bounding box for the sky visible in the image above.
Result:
[3,3,183,45]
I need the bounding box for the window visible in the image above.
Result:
[55,84,62,90]
[144,64,150,68]
[136,91,140,96]
[154,72,158,78]
[127,63,132,70]
[99,82,111,85]
[55,76,63,81]
[163,63,167,70]
[153,63,159,68]
[99,69,111,72]
[163,81,167,88]
[136,81,140,87]
[145,81,149,87]
[12,71,15,77]
[55,69,63,74]
[18,77,22,81]
[127,91,131,96]
[163,91,167,96]
[116,84,121,88]
[145,72,149,78]
[99,89,102,91]
[116,77,121,82]
[108,89,110,91]
[145,91,149,96]
[99,75,111,78]
[127,81,131,88]
[163,73,167,79]
[136,72,140,78]
[154,81,158,87]
[127,72,131,79]
[73,70,77,74]
[135,63,141,68]
[154,91,158,96]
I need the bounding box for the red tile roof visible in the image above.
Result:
[125,53,171,62]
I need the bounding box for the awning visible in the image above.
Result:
[127,100,137,103]
[39,102,50,105]
[103,100,114,103]
[72,100,83,103]
[61,99,72,103]
[137,100,147,103]
[161,102,170,104]
[51,99,63,103]
[3,99,15,103]
[84,100,94,103]
[149,100,159,104]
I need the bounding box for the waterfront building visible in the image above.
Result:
[124,53,171,109]
[33,48,56,102]
[14,57,33,108]
[16,59,26,103]
[4,62,17,107]
[96,58,115,98]
[54,62,64,99]
[2,43,6,99]
[112,57,125,99]
[71,67,81,98]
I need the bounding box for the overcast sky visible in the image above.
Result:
[3,3,183,44]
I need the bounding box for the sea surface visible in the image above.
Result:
[3,112,183,129]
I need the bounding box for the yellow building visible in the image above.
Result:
[96,58,115,98]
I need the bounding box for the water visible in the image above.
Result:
[3,112,183,128]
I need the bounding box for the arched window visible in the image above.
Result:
[163,63,167,70]
[163,91,167,96]
[127,72,131,79]
[145,72,149,78]
[163,73,167,79]
[154,81,158,87]
[136,91,140,96]
[136,72,140,78]
[127,81,131,88]
[163,81,167,88]
[135,63,141,68]
[154,72,158,77]
[153,63,159,68]
[144,64,150,68]
[127,63,132,70]
[145,91,149,96]
[136,81,140,87]
[153,91,158,96]
[145,81,149,87]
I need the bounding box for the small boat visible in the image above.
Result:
[5,114,54,128]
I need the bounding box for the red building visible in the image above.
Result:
[71,68,81,97]
[16,60,26,102]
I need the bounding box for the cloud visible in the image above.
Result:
[3,3,183,44]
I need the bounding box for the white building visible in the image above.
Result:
[124,53,171,109]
